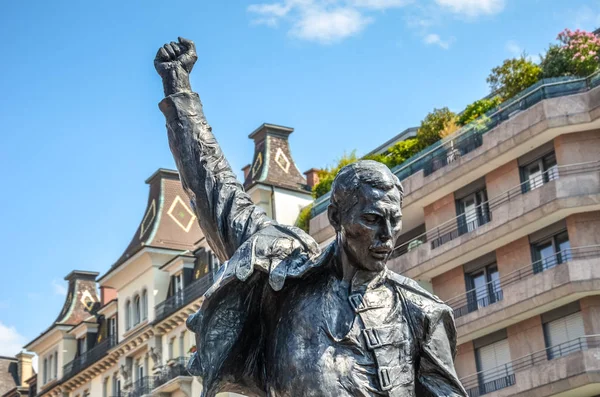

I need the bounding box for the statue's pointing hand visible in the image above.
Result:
[223,225,322,291]
[155,37,198,96]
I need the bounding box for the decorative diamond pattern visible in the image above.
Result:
[275,148,290,173]
[139,200,156,238]
[252,152,263,178]
[167,195,197,232]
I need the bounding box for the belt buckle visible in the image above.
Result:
[378,367,393,391]
[349,293,365,312]
[363,328,382,349]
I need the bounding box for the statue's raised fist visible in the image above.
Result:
[154,37,197,77]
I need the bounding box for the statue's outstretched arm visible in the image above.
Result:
[155,39,320,290]
[155,38,272,262]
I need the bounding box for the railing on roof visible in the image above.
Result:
[153,356,190,390]
[392,161,600,259]
[447,245,600,319]
[154,272,216,323]
[311,70,600,218]
[62,335,117,382]
[460,335,600,396]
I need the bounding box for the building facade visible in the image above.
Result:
[19,124,313,397]
[14,73,600,397]
[308,71,600,396]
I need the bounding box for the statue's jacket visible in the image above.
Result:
[159,92,468,397]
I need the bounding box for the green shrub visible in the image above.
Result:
[416,108,457,149]
[540,44,574,78]
[487,56,542,100]
[294,203,313,232]
[458,97,502,126]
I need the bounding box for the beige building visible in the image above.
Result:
[20,124,313,397]
[308,73,600,396]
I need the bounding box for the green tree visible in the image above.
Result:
[458,97,502,126]
[416,108,457,148]
[487,56,542,100]
[312,152,359,198]
[540,44,574,78]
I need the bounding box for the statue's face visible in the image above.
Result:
[338,184,403,272]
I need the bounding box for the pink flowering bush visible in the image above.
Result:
[542,29,600,77]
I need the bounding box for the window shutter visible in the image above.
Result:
[546,311,585,358]
[478,339,512,384]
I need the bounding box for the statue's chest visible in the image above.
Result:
[266,276,416,397]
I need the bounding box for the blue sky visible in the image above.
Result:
[1,0,599,357]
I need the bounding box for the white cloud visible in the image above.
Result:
[0,322,26,356]
[434,0,505,17]
[424,33,454,49]
[247,0,412,44]
[52,279,67,296]
[567,5,600,30]
[291,7,373,43]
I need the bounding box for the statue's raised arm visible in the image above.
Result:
[154,38,320,290]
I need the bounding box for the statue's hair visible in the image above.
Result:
[330,160,404,214]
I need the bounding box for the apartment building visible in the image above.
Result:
[308,71,600,395]
[19,124,313,397]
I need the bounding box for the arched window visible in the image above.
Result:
[125,300,131,330]
[134,295,141,325]
[141,289,148,320]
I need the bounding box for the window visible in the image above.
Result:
[53,351,58,379]
[179,333,185,358]
[544,311,586,359]
[125,300,131,330]
[521,151,558,193]
[466,263,502,313]
[168,337,175,360]
[103,377,109,397]
[108,316,117,338]
[43,358,47,384]
[141,290,148,320]
[112,373,119,397]
[475,339,513,395]
[532,230,571,273]
[457,188,490,235]
[137,362,144,381]
[134,295,141,325]
[174,273,183,293]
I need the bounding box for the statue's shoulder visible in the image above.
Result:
[386,271,447,309]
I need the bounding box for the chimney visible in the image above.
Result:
[303,168,321,189]
[242,164,251,180]
[16,352,34,387]
[100,286,117,305]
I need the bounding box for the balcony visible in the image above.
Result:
[389,161,600,280]
[450,246,600,344]
[460,335,600,397]
[126,377,155,397]
[155,272,215,323]
[62,335,117,381]
[152,356,192,394]
[309,73,600,244]
[311,71,600,220]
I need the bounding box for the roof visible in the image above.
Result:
[243,123,310,193]
[100,169,205,281]
[0,358,18,397]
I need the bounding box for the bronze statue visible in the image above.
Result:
[155,37,467,397]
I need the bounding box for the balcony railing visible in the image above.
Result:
[447,245,600,318]
[62,335,117,381]
[126,377,155,397]
[311,70,600,218]
[154,356,190,389]
[392,161,600,259]
[155,272,215,323]
[461,335,600,396]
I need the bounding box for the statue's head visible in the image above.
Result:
[328,160,403,272]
